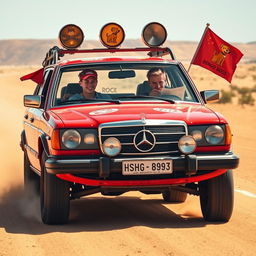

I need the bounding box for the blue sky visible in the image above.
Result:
[1,0,255,43]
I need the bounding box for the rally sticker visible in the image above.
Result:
[89,108,118,115]
[153,108,182,113]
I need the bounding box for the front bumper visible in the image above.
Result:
[45,152,239,186]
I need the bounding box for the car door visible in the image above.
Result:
[24,69,53,171]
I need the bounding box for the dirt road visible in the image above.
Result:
[0,67,255,256]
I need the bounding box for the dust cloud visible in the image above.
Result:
[0,151,40,222]
[0,66,40,221]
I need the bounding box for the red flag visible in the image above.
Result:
[191,26,243,82]
[20,68,44,84]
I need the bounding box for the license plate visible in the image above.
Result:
[122,159,172,175]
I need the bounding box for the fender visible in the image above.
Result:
[20,130,26,151]
[39,133,50,158]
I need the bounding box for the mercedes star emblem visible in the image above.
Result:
[134,129,156,152]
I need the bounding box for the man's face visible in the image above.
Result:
[148,73,166,91]
[80,77,97,94]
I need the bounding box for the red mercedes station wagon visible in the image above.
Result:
[20,23,239,224]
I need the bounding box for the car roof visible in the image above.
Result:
[57,56,179,67]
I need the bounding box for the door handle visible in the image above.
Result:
[24,114,28,119]
[29,117,34,123]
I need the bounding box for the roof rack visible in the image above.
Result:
[42,46,176,67]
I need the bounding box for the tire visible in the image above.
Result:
[40,153,70,224]
[24,153,40,195]
[162,188,187,202]
[199,169,234,222]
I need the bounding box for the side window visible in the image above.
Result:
[32,69,53,108]
[33,69,53,96]
[165,66,198,102]
[38,69,53,96]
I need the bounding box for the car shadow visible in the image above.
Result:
[0,184,222,235]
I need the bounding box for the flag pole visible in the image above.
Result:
[187,23,210,73]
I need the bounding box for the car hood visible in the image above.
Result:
[50,103,224,128]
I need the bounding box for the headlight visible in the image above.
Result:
[84,133,97,144]
[191,130,203,142]
[60,129,99,150]
[178,135,196,154]
[189,125,226,146]
[205,125,224,145]
[62,129,81,149]
[103,137,121,156]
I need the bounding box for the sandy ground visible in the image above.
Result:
[0,66,255,256]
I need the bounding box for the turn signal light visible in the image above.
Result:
[225,124,232,145]
[51,129,61,150]
[59,24,84,49]
[142,22,167,47]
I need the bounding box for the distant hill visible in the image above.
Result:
[0,39,255,65]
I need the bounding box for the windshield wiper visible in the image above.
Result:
[58,98,120,105]
[116,95,175,104]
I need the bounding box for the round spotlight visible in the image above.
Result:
[100,23,125,48]
[178,135,196,155]
[102,137,121,156]
[142,22,167,47]
[59,24,84,49]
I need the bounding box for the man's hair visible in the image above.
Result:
[147,68,166,79]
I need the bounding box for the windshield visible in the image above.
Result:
[52,63,198,106]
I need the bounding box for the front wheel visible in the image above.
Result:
[199,169,234,222]
[40,153,70,224]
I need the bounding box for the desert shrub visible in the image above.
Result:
[235,74,246,79]
[248,65,256,72]
[238,93,255,106]
[230,84,239,92]
[252,85,256,92]
[236,86,255,106]
[218,89,233,104]
[236,87,251,94]
[227,85,255,106]
[252,75,256,81]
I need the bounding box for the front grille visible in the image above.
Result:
[99,120,187,155]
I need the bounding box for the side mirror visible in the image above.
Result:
[200,90,219,103]
[24,95,43,108]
